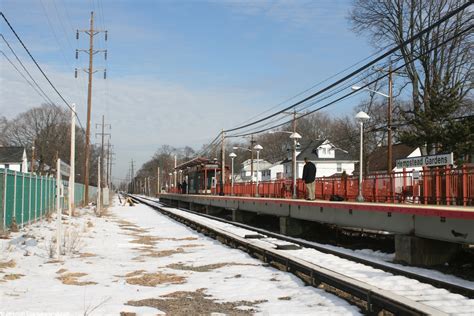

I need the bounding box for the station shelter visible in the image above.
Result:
[175,157,229,194]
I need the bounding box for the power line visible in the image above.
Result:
[227,23,473,138]
[0,50,54,105]
[1,34,56,105]
[223,1,472,134]
[0,11,86,132]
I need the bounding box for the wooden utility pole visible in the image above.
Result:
[387,65,393,174]
[69,104,76,216]
[76,11,107,205]
[95,115,110,188]
[220,129,225,195]
[157,166,160,196]
[250,135,256,182]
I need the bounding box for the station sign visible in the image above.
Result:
[396,153,453,169]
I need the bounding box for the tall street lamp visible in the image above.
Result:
[232,146,252,182]
[289,132,302,199]
[352,84,392,173]
[229,152,237,196]
[355,111,370,202]
[253,144,263,197]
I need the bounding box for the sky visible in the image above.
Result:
[0,0,375,183]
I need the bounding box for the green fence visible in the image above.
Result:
[0,168,97,231]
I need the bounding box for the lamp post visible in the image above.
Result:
[168,172,172,192]
[213,157,218,195]
[352,84,392,173]
[289,132,302,199]
[355,111,370,202]
[253,144,263,197]
[229,152,237,196]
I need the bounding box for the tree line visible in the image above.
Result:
[0,104,101,186]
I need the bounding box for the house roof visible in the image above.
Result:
[367,143,417,172]
[0,146,25,163]
[295,140,354,161]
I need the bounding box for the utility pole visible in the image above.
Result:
[76,11,107,205]
[69,104,76,216]
[387,65,393,174]
[250,135,256,182]
[220,129,225,195]
[157,166,160,195]
[130,159,135,193]
[95,115,110,188]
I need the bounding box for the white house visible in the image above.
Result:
[239,158,272,182]
[282,140,357,179]
[0,146,29,173]
[261,161,284,181]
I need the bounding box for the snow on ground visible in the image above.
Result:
[0,196,361,315]
[152,201,474,316]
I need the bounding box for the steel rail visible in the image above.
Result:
[127,194,463,315]
[139,194,474,299]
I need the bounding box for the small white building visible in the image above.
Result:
[261,161,284,181]
[283,140,357,179]
[239,158,272,182]
[0,146,29,173]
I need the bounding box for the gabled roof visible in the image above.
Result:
[295,140,353,161]
[0,146,25,163]
[367,144,418,172]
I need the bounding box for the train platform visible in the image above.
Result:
[160,193,474,266]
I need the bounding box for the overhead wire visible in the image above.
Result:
[1,34,56,105]
[0,50,54,105]
[223,1,472,134]
[227,23,473,138]
[0,12,86,132]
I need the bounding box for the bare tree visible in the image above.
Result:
[349,0,473,157]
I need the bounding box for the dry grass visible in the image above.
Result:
[57,271,97,286]
[0,259,16,269]
[179,244,204,248]
[79,252,96,258]
[278,296,292,300]
[125,271,186,287]
[3,273,24,281]
[126,288,266,315]
[134,248,185,260]
[166,262,257,273]
[56,268,68,274]
[129,235,161,246]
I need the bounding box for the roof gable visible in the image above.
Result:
[295,140,353,161]
[0,147,25,163]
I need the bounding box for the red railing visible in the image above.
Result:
[165,165,474,206]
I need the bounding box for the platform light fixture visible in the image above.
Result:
[253,144,263,197]
[355,111,370,202]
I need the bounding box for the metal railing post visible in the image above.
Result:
[13,171,17,226]
[21,172,25,228]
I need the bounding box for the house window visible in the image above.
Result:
[337,163,342,172]
[4,164,9,169]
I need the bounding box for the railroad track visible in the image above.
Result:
[128,194,474,315]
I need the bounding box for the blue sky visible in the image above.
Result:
[1,0,375,182]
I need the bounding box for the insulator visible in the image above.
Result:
[75,50,78,59]
[104,69,107,79]
[76,31,79,40]
[75,68,78,78]
[105,31,108,41]
[104,50,107,60]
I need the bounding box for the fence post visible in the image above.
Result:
[462,165,467,207]
[435,167,440,205]
[34,174,38,221]
[21,172,25,228]
[445,165,451,206]
[40,175,43,218]
[13,171,17,226]
[2,170,7,230]
[28,174,32,224]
